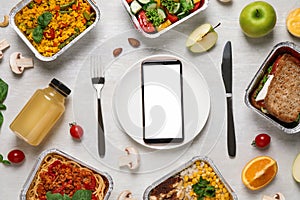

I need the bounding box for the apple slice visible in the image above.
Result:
[186,23,218,53]
[292,153,300,182]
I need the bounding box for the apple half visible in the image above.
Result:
[186,23,218,53]
[292,153,300,182]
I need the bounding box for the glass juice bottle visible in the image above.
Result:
[10,78,71,146]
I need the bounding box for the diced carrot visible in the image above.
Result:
[82,18,87,24]
[54,5,60,11]
[72,4,77,10]
[34,0,42,4]
[87,6,91,12]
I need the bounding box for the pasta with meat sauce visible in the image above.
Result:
[26,153,107,200]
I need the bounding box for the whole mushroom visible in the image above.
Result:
[119,146,140,170]
[117,190,137,200]
[10,52,34,74]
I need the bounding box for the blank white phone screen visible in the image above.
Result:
[142,61,183,140]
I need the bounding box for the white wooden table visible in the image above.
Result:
[1,0,300,199]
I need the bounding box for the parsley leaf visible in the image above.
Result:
[192,177,216,199]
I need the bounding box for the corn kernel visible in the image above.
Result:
[184,175,189,182]
[192,178,198,184]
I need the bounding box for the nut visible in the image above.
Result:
[128,38,140,48]
[0,15,9,27]
[113,48,123,57]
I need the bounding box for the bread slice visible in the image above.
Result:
[264,53,300,123]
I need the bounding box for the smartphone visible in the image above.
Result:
[141,59,184,144]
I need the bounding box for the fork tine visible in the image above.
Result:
[90,55,104,78]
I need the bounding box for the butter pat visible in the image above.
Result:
[255,75,274,101]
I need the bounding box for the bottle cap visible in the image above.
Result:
[50,78,71,97]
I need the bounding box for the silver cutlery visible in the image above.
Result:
[91,56,105,158]
[221,41,236,157]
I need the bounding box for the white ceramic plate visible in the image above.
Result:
[73,29,226,173]
[113,55,210,149]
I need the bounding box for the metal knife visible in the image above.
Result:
[221,41,236,157]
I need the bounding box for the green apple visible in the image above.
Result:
[292,153,300,182]
[239,1,277,38]
[186,23,218,53]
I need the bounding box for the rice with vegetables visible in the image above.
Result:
[15,0,96,57]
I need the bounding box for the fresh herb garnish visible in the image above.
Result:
[0,78,8,127]
[0,154,11,165]
[32,12,53,43]
[46,190,92,200]
[33,26,44,43]
[192,177,216,199]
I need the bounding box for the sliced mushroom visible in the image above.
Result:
[0,15,9,27]
[273,193,285,200]
[119,146,140,169]
[262,193,285,200]
[117,190,137,200]
[10,52,34,74]
[0,39,10,60]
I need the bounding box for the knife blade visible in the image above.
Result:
[221,41,236,157]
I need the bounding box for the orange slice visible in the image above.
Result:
[241,156,278,190]
[286,8,300,37]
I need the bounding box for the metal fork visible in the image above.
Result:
[90,55,105,158]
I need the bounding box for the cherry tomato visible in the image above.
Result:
[69,122,84,139]
[252,133,271,148]
[166,11,179,23]
[270,55,282,75]
[7,149,25,164]
[137,10,156,33]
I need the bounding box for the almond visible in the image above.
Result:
[128,38,140,48]
[113,48,122,57]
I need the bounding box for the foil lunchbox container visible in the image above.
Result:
[121,0,209,38]
[143,156,237,200]
[9,0,100,61]
[20,148,113,200]
[245,41,300,134]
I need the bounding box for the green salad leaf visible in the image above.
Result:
[161,0,178,13]
[0,78,8,103]
[0,78,8,127]
[146,9,164,27]
[180,0,194,13]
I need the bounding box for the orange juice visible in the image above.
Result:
[10,79,71,146]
